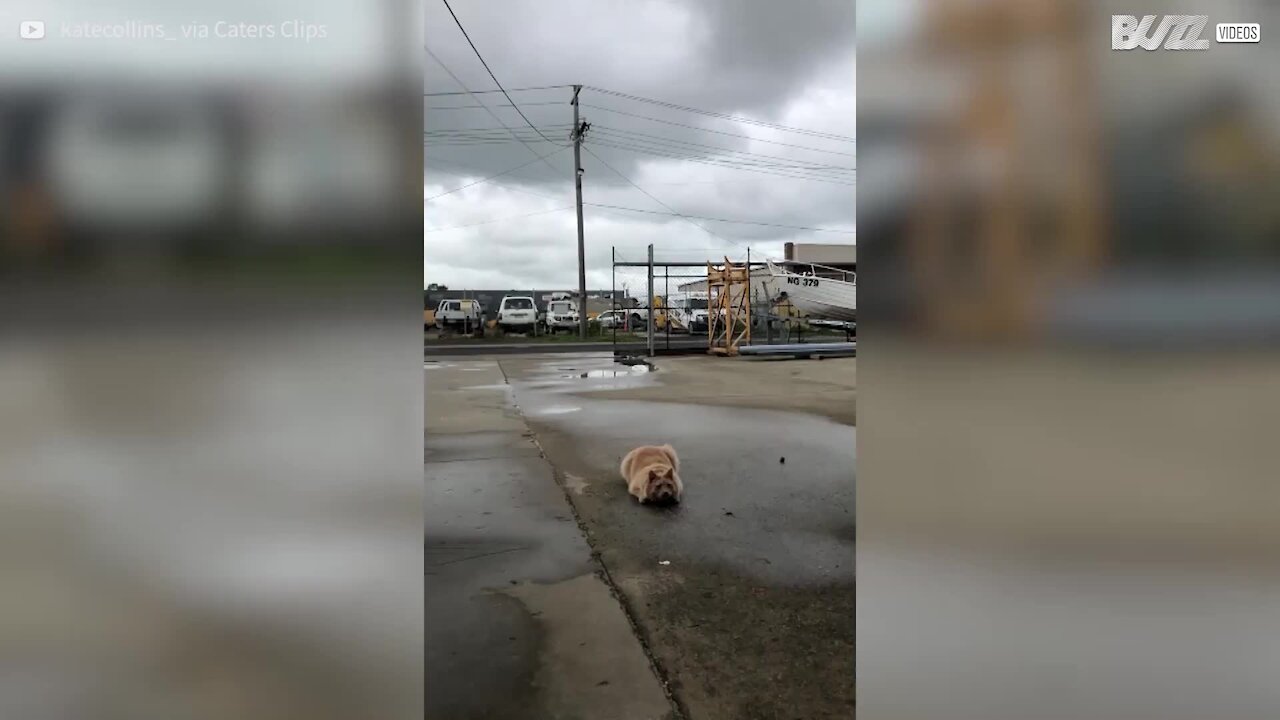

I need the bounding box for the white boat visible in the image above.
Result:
[764,259,856,322]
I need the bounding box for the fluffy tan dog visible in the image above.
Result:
[620,444,683,504]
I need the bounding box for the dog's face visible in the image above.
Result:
[647,466,679,504]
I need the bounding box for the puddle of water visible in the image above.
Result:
[533,406,581,416]
[581,365,651,379]
[505,384,855,585]
[525,382,572,391]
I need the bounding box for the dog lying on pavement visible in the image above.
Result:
[620,444,683,505]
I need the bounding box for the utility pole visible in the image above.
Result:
[571,85,589,339]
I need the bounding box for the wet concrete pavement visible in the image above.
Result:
[425,358,674,720]
[498,353,856,720]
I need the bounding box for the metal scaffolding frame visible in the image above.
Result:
[610,245,763,357]
[608,246,851,357]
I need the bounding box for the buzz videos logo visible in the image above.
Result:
[1113,15,1209,50]
[1112,15,1260,50]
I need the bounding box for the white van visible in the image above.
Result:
[497,296,538,334]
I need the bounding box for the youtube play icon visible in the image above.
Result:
[20,21,45,40]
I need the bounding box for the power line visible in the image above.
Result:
[424,127,572,148]
[426,125,574,134]
[427,169,849,233]
[426,156,567,188]
[581,144,742,248]
[581,103,856,157]
[425,138,570,150]
[424,84,572,97]
[425,141,564,149]
[429,151,848,190]
[589,136,856,180]
[591,125,856,173]
[580,202,855,233]
[425,204,574,232]
[429,131,857,185]
[427,98,859,157]
[424,136,565,143]
[583,86,856,143]
[440,0,563,146]
[588,139,853,181]
[423,126,573,147]
[426,139,554,148]
[425,128,856,182]
[424,145,571,201]
[425,47,567,160]
[588,137,855,180]
[427,101,566,110]
[587,138,857,186]
[424,43,570,201]
[445,176,564,202]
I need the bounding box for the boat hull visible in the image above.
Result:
[765,262,857,322]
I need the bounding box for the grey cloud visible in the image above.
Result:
[691,0,856,115]
[424,0,854,289]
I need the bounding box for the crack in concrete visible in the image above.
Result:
[496,357,688,720]
[428,546,530,567]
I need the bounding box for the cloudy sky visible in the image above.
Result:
[424,0,855,291]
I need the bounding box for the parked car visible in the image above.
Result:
[627,307,650,330]
[434,298,482,332]
[598,308,649,331]
[543,298,580,333]
[497,295,538,334]
[597,310,625,329]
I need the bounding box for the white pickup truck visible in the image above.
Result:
[663,292,710,333]
[434,298,482,332]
